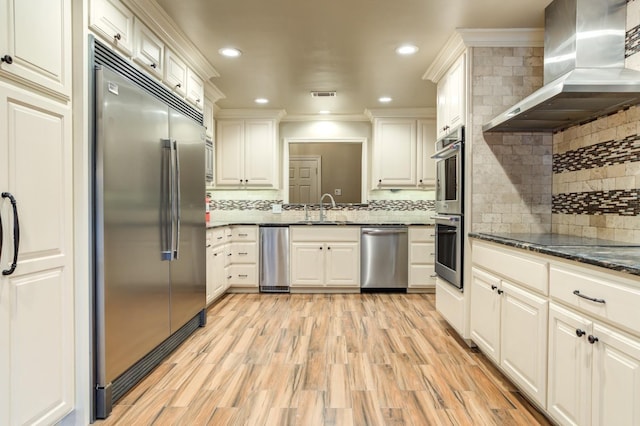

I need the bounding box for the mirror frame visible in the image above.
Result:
[283,137,369,204]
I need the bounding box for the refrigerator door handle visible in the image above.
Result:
[172,140,181,260]
[161,139,173,261]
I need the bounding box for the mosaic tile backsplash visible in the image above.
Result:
[210,199,435,212]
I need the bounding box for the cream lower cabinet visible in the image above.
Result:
[470,267,548,408]
[547,266,640,426]
[290,226,360,290]
[206,227,228,304]
[0,83,74,425]
[408,226,436,291]
[226,226,259,291]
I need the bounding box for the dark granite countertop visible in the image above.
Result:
[469,232,640,277]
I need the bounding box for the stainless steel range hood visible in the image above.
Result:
[484,0,640,133]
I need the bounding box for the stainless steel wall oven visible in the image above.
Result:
[432,126,464,290]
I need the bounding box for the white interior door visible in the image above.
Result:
[289,156,321,204]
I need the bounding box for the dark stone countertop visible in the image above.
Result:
[469,232,640,277]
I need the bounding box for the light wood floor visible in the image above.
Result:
[96,293,552,425]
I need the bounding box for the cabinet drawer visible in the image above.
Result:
[290,226,360,242]
[473,241,548,295]
[409,264,436,287]
[409,226,435,243]
[230,225,258,242]
[550,264,640,334]
[410,242,435,264]
[208,227,226,247]
[228,264,258,286]
[229,242,257,263]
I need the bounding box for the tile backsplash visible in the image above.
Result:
[209,199,435,212]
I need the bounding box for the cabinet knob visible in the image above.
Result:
[491,285,497,291]
[575,329,586,338]
[588,335,599,344]
[378,179,382,183]
[213,253,218,257]
[114,33,122,41]
[497,289,504,295]
[150,63,157,69]
[240,179,244,183]
[196,99,201,103]
[327,246,331,250]
[176,83,182,89]
[419,179,423,183]
[227,275,232,279]
[319,247,323,250]
[206,244,211,248]
[1,55,13,65]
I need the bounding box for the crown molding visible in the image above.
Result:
[281,113,370,122]
[423,28,543,83]
[216,108,288,121]
[364,108,436,121]
[124,0,220,81]
[204,81,226,103]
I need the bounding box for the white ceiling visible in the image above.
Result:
[156,0,552,117]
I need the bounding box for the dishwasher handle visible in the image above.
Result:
[362,228,407,236]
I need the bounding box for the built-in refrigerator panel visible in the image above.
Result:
[94,66,172,385]
[168,109,206,332]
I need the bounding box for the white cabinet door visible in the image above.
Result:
[290,243,324,287]
[216,120,244,185]
[244,120,275,187]
[0,84,73,426]
[417,119,436,187]
[325,242,359,287]
[203,97,214,139]
[186,68,204,109]
[436,79,447,140]
[547,303,592,426]
[133,18,163,78]
[500,280,548,407]
[591,323,640,426]
[469,267,501,363]
[436,55,465,139]
[89,0,134,56]
[0,0,71,97]
[373,119,417,187]
[164,49,187,96]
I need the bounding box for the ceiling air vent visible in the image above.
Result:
[310,91,336,98]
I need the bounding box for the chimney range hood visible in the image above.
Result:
[484,0,640,133]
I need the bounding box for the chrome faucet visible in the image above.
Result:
[319,193,336,222]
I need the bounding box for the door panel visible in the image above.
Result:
[168,109,205,332]
[469,267,501,363]
[289,157,320,204]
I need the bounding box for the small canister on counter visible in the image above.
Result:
[205,193,211,222]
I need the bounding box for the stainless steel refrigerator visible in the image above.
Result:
[92,59,206,418]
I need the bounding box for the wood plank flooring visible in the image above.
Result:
[96,293,552,425]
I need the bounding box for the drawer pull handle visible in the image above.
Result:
[238,252,248,255]
[206,244,211,248]
[573,290,605,304]
[238,233,248,237]
[217,236,223,240]
[239,274,248,278]
[430,274,438,278]
[576,329,586,338]
[430,252,435,256]
[588,335,599,344]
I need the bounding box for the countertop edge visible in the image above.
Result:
[208,221,435,229]
[469,232,640,277]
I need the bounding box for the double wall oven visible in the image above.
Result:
[431,126,464,289]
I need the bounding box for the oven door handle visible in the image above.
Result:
[431,142,461,160]
[431,215,461,222]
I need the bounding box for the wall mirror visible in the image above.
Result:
[283,137,368,204]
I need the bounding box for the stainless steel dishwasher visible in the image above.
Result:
[361,226,408,290]
[259,226,290,293]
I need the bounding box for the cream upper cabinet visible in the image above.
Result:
[290,226,360,289]
[216,119,277,188]
[133,18,163,78]
[0,82,74,425]
[417,119,437,187]
[186,68,204,109]
[203,97,214,139]
[89,0,134,56]
[164,48,187,97]
[0,0,71,98]
[436,54,465,139]
[372,118,417,188]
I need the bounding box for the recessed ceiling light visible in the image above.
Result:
[379,97,392,103]
[255,98,269,104]
[395,44,419,55]
[319,110,331,114]
[218,47,242,57]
